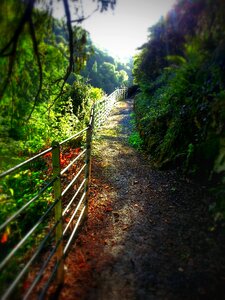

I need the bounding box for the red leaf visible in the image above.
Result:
[1,232,8,243]
[23,280,30,291]
[43,152,52,158]
[75,148,81,154]
[105,207,113,212]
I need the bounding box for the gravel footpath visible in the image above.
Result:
[57,99,225,300]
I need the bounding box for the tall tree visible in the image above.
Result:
[0,0,116,118]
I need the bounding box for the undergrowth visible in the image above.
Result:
[128,112,143,150]
[133,0,225,225]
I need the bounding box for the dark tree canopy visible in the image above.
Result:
[133,0,225,180]
[0,0,133,161]
[0,0,117,109]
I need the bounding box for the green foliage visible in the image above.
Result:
[0,1,126,166]
[0,159,54,295]
[129,131,143,150]
[0,5,106,169]
[128,113,143,150]
[82,44,132,94]
[0,0,124,294]
[133,0,225,220]
[0,161,52,227]
[9,79,104,156]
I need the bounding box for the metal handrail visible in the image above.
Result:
[61,163,86,197]
[0,177,56,232]
[59,127,88,146]
[23,218,62,300]
[0,209,60,300]
[60,149,86,175]
[62,178,86,216]
[0,87,127,299]
[0,147,52,178]
[63,191,86,236]
[63,205,86,255]
[0,197,59,271]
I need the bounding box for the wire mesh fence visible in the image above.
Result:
[0,88,127,299]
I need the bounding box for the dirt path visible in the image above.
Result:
[57,99,225,300]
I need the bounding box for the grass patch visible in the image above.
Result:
[129,131,143,150]
[128,113,143,150]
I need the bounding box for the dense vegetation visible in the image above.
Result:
[82,43,132,94]
[0,0,130,172]
[133,0,225,220]
[0,0,225,296]
[0,1,130,294]
[0,0,129,268]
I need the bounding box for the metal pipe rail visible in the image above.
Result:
[0,88,127,299]
[94,88,127,129]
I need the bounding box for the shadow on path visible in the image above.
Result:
[58,99,225,300]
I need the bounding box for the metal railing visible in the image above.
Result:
[94,88,127,129]
[0,88,126,299]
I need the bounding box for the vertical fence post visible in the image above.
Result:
[52,141,64,285]
[84,109,94,217]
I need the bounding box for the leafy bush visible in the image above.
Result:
[133,0,225,221]
[128,113,143,150]
[129,131,143,150]
[0,158,54,296]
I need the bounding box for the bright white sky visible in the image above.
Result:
[81,0,176,61]
[53,0,176,61]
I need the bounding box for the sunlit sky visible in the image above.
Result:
[54,0,177,61]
